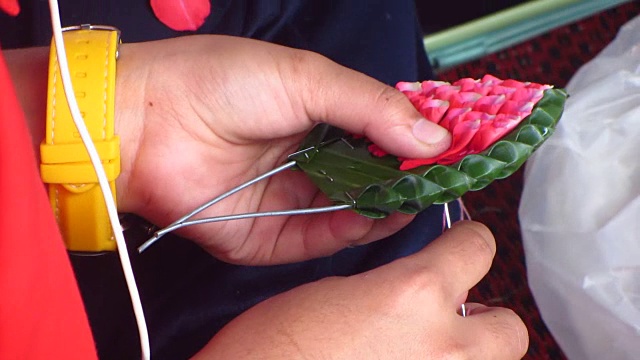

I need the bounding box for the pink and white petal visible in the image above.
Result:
[467,114,521,152]
[418,99,450,123]
[501,79,528,88]
[473,94,506,114]
[452,78,480,92]
[449,91,482,109]
[433,85,462,101]
[439,107,471,129]
[488,85,517,96]
[396,81,422,92]
[420,80,449,96]
[481,74,503,86]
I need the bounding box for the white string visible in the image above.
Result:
[444,202,452,229]
[47,1,150,359]
[443,202,468,317]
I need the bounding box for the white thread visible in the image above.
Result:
[444,202,452,229]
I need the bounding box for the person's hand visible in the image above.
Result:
[114,35,451,264]
[192,221,528,359]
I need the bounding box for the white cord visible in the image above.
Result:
[444,202,452,229]
[47,1,151,359]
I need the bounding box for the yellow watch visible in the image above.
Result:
[40,25,121,252]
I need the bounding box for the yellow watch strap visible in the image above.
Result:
[41,25,121,252]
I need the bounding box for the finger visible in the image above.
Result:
[460,306,529,360]
[283,50,451,159]
[385,221,496,301]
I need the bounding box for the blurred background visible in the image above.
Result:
[414,1,640,358]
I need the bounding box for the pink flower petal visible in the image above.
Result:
[416,98,449,123]
[368,144,388,157]
[488,85,517,96]
[396,81,421,92]
[151,0,211,31]
[452,78,479,92]
[510,87,544,102]
[449,91,482,108]
[501,79,527,88]
[420,80,448,96]
[481,74,503,85]
[380,76,553,169]
[433,85,461,100]
[473,94,506,114]
[403,91,423,103]
[467,114,521,152]
[438,107,471,129]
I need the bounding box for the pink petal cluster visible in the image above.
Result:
[370,75,551,170]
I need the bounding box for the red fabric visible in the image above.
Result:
[151,0,211,31]
[0,0,19,16]
[0,49,97,358]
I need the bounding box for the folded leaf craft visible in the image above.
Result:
[291,75,568,218]
[140,75,569,251]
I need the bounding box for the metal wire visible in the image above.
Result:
[138,160,352,252]
[148,204,353,241]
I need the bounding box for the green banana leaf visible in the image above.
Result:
[291,88,568,218]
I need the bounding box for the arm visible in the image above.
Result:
[7,35,451,265]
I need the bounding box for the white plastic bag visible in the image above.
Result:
[519,14,640,360]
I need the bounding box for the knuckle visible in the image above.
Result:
[362,86,415,140]
[372,86,414,122]
[387,264,445,307]
[373,85,407,106]
[286,49,329,84]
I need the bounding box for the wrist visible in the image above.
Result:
[114,42,147,213]
[4,47,50,161]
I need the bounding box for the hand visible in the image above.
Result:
[114,35,451,264]
[193,221,528,359]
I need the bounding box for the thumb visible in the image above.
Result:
[290,52,451,159]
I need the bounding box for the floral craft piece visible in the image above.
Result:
[291,75,567,218]
[370,75,552,169]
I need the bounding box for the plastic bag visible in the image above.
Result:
[519,14,640,360]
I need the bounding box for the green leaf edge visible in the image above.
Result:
[293,88,568,218]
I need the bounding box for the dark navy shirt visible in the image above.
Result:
[2,2,459,359]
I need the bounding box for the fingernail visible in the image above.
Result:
[412,118,449,145]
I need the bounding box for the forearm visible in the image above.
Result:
[4,47,50,159]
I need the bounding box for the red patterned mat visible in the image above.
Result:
[436,3,640,359]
